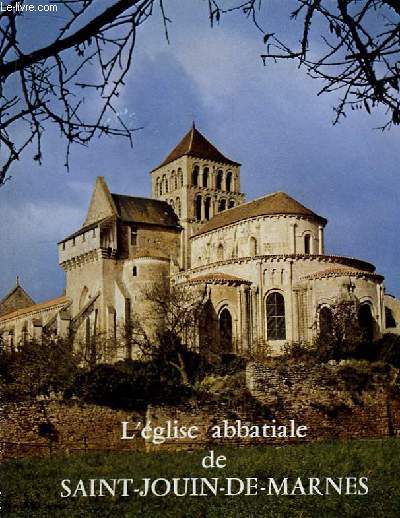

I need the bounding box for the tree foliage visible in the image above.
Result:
[129,282,209,386]
[0,0,398,185]
[214,0,400,127]
[314,300,366,361]
[0,336,79,401]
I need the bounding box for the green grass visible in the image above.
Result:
[2,439,400,518]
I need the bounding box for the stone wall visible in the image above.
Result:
[2,361,399,459]
[0,400,144,460]
[246,361,400,441]
[145,361,400,451]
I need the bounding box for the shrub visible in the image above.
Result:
[0,338,79,401]
[375,334,400,368]
[74,359,193,410]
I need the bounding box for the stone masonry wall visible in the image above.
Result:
[2,362,399,459]
[0,400,144,460]
[145,361,400,451]
[246,361,400,441]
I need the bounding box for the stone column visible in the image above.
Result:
[240,285,250,353]
[290,223,297,254]
[200,197,205,221]
[251,286,258,350]
[318,226,324,254]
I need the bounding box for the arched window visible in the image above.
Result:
[132,266,137,277]
[219,308,233,352]
[216,169,223,190]
[172,171,177,190]
[195,194,202,221]
[319,306,333,335]
[156,178,161,196]
[178,168,183,187]
[170,199,175,209]
[176,197,181,217]
[226,171,233,192]
[203,167,209,188]
[304,234,311,254]
[228,200,235,209]
[192,165,199,186]
[165,178,169,193]
[266,292,286,340]
[249,236,258,256]
[358,303,374,342]
[385,306,396,328]
[218,199,226,212]
[217,243,224,261]
[204,197,211,220]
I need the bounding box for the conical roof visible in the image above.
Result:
[194,191,327,236]
[153,124,240,170]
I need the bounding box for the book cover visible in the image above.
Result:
[1,2,399,517]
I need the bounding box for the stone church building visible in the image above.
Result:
[1,125,399,358]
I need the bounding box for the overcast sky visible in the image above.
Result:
[1,1,399,302]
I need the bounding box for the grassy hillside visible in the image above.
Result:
[2,439,400,517]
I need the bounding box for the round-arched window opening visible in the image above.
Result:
[304,234,311,254]
[249,236,258,256]
[195,194,202,221]
[226,171,233,192]
[358,303,374,342]
[218,199,226,212]
[203,167,209,188]
[319,306,333,335]
[132,266,137,277]
[216,169,223,190]
[219,308,233,352]
[266,292,286,340]
[192,166,199,186]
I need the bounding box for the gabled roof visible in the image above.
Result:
[0,279,35,317]
[0,295,70,322]
[60,178,181,243]
[112,194,180,228]
[83,176,118,227]
[153,124,240,170]
[194,191,327,237]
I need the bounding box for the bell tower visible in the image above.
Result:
[150,123,245,268]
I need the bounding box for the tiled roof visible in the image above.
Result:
[112,194,180,228]
[0,283,35,317]
[188,273,251,285]
[303,267,384,281]
[0,295,70,322]
[153,125,240,170]
[194,191,327,236]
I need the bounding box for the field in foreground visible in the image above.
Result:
[2,439,400,518]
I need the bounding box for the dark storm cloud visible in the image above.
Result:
[0,2,398,301]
